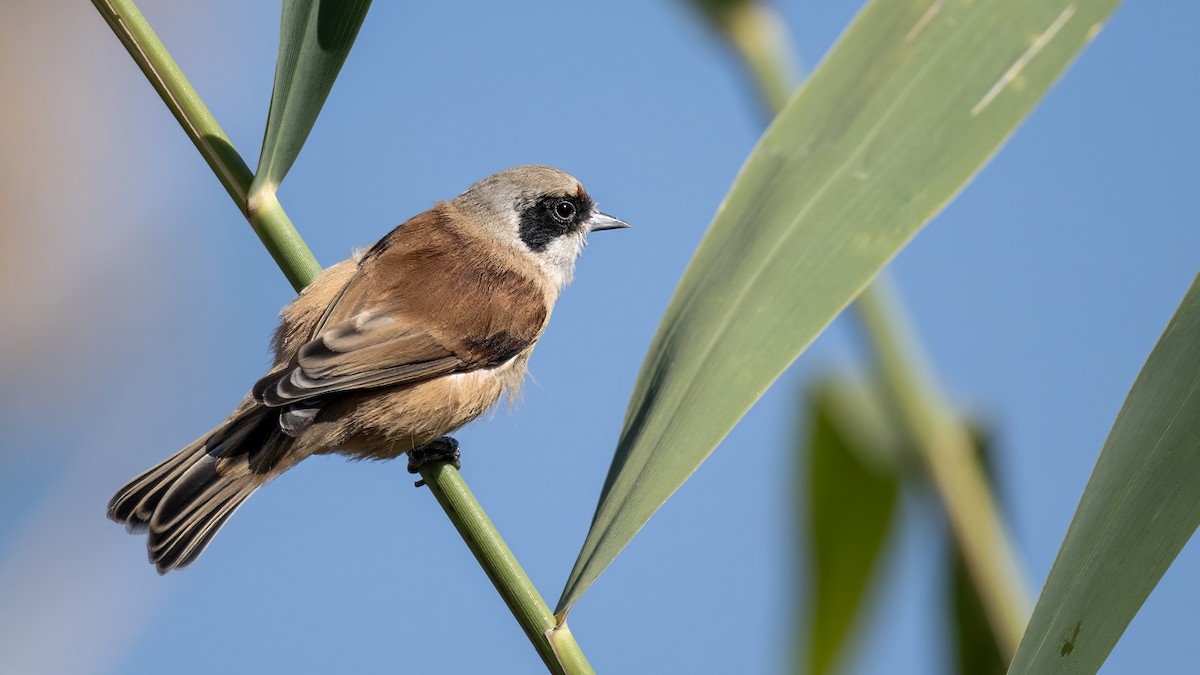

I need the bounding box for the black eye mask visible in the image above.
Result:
[517,194,593,252]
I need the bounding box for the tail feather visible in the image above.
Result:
[107,406,291,573]
[148,456,257,573]
[107,438,209,534]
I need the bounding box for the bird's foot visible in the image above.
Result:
[408,437,462,488]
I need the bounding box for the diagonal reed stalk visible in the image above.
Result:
[91,1,591,671]
[91,0,319,291]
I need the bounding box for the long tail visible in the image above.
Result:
[107,404,292,573]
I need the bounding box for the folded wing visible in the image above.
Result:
[253,205,548,408]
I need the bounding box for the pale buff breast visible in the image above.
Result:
[313,348,533,460]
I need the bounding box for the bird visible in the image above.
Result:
[107,165,628,573]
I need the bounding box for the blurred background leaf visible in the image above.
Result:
[802,377,901,675]
[688,0,751,25]
[253,0,371,192]
[1009,274,1200,674]
[948,424,1008,675]
[855,281,1029,656]
[950,543,1007,675]
[559,0,1120,616]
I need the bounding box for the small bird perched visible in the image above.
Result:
[107,165,628,573]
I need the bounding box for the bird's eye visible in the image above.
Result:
[553,200,576,221]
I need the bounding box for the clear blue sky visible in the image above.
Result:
[0,2,1196,673]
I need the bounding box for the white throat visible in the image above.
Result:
[533,230,587,291]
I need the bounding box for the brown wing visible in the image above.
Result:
[253,205,548,407]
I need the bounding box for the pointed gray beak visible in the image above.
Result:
[588,211,631,232]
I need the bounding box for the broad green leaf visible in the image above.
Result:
[949,426,1007,675]
[1008,274,1200,674]
[557,0,1121,615]
[803,378,900,675]
[253,0,371,191]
